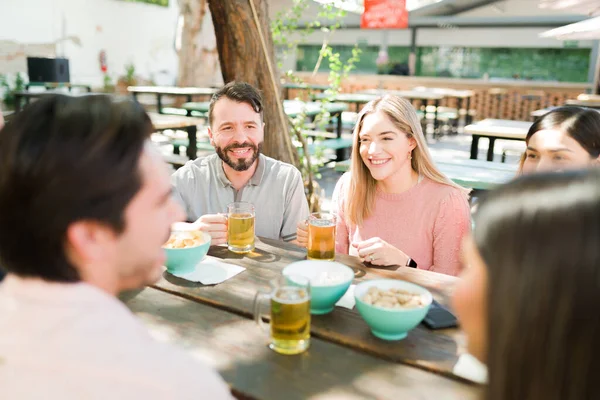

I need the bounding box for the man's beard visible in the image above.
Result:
[216,141,262,171]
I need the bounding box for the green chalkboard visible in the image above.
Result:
[417,46,591,82]
[296,45,591,82]
[296,45,411,74]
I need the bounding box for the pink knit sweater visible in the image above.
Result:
[333,173,471,276]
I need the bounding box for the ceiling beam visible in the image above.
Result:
[295,15,588,29]
[409,0,502,17]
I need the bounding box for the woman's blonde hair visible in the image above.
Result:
[345,95,470,227]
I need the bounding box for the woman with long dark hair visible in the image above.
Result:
[453,168,600,399]
[520,106,600,173]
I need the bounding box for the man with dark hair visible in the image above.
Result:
[172,81,309,244]
[0,95,233,399]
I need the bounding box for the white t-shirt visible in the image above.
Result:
[0,275,234,400]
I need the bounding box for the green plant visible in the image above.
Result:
[124,63,136,85]
[271,0,362,210]
[103,73,115,92]
[1,73,27,109]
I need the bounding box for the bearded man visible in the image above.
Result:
[171,82,309,244]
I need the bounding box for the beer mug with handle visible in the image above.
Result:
[253,275,311,355]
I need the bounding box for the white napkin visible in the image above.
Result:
[453,353,488,384]
[335,284,356,309]
[171,256,246,285]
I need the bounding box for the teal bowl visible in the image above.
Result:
[164,231,211,274]
[354,279,432,341]
[283,260,354,315]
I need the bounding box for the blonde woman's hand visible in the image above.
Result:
[353,237,410,267]
[294,219,308,248]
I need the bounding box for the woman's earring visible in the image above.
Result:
[408,151,412,160]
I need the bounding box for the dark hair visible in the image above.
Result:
[0,94,152,282]
[208,81,263,126]
[527,106,600,158]
[473,169,600,400]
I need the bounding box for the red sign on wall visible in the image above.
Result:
[361,0,408,29]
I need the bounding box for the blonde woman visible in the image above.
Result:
[297,95,470,276]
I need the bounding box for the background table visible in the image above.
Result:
[128,86,218,114]
[149,112,204,159]
[464,119,531,161]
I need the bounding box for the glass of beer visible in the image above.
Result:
[227,202,255,254]
[307,212,336,261]
[253,275,311,355]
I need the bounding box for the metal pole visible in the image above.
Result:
[590,40,600,95]
[409,28,418,76]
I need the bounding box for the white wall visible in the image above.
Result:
[0,0,180,87]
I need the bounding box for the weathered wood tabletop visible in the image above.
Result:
[123,286,479,400]
[150,237,469,382]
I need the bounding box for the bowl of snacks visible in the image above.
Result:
[282,260,354,315]
[163,230,211,274]
[354,279,432,341]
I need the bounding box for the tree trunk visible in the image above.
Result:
[177,0,223,88]
[207,0,298,167]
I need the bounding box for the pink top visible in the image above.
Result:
[334,173,471,276]
[0,275,234,400]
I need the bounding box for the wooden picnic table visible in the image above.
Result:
[531,107,556,120]
[312,93,379,112]
[126,237,480,399]
[182,100,350,160]
[124,286,478,400]
[148,112,204,160]
[282,82,330,99]
[359,89,446,130]
[128,86,218,114]
[25,82,92,92]
[566,94,600,109]
[464,119,532,161]
[413,87,475,124]
[13,91,65,112]
[335,158,517,191]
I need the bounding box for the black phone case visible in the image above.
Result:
[422,299,458,329]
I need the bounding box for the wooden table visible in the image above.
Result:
[335,158,517,191]
[282,82,330,99]
[464,119,531,161]
[360,89,446,130]
[312,93,379,112]
[182,100,349,159]
[128,86,218,114]
[566,94,600,109]
[148,112,204,159]
[13,91,66,112]
[25,82,92,92]
[531,107,556,120]
[413,87,475,124]
[122,238,480,399]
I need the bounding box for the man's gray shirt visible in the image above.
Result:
[171,153,309,242]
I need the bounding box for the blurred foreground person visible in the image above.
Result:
[454,168,600,400]
[0,95,233,399]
